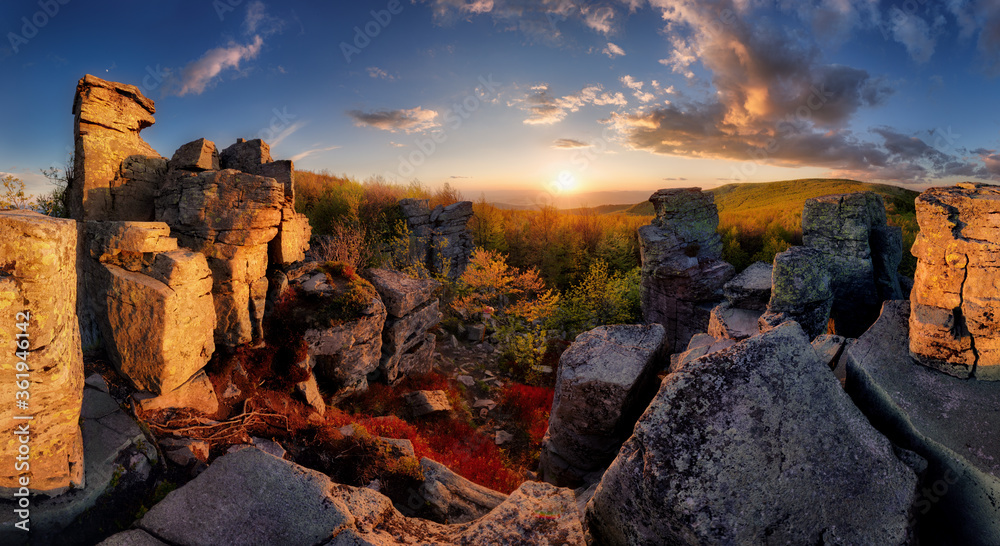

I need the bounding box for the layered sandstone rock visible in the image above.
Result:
[586,321,918,545]
[639,188,734,352]
[910,183,1000,380]
[540,324,666,487]
[398,199,475,280]
[363,268,442,383]
[801,191,903,336]
[155,169,284,347]
[80,222,215,394]
[71,74,164,221]
[0,211,84,496]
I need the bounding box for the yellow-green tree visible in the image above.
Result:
[0,175,33,211]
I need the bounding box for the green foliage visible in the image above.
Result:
[556,261,641,337]
[0,175,33,211]
[37,162,71,217]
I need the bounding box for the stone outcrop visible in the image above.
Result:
[707,301,761,341]
[761,246,834,339]
[540,324,666,487]
[285,264,387,400]
[398,199,475,280]
[415,457,507,524]
[909,183,1000,380]
[363,268,442,383]
[0,211,85,497]
[639,188,735,352]
[668,332,735,372]
[80,222,215,394]
[722,260,772,311]
[99,447,585,545]
[845,300,1000,544]
[168,138,219,172]
[155,168,284,347]
[586,321,918,545]
[70,74,164,222]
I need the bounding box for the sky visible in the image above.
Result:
[2,0,1000,206]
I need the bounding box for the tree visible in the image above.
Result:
[36,157,72,218]
[0,175,33,211]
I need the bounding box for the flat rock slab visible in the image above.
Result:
[707,302,762,340]
[723,260,772,310]
[587,321,918,546]
[845,300,1000,545]
[362,268,441,317]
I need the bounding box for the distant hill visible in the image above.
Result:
[624,179,920,217]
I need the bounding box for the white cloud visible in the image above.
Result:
[367,67,396,80]
[174,36,264,96]
[518,83,628,125]
[290,145,341,162]
[603,42,626,58]
[269,120,308,147]
[348,107,441,133]
[582,6,615,33]
[889,8,938,63]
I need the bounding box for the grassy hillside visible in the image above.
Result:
[627,179,920,275]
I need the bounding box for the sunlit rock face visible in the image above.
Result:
[639,188,734,352]
[0,211,84,497]
[586,321,918,546]
[70,74,164,222]
[801,191,903,337]
[909,183,1000,380]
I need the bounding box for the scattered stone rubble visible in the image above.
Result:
[0,211,85,496]
[909,183,1000,380]
[639,188,734,352]
[398,199,475,280]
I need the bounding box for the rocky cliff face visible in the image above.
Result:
[70,74,163,222]
[363,268,442,383]
[639,188,734,352]
[398,199,475,280]
[0,211,84,496]
[910,182,1000,380]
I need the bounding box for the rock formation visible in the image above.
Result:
[415,457,507,524]
[0,211,84,496]
[79,222,215,394]
[363,268,442,383]
[98,447,586,545]
[722,260,772,310]
[761,246,834,339]
[586,321,918,545]
[845,300,1000,544]
[639,188,734,352]
[539,324,666,487]
[801,192,903,336]
[70,74,164,222]
[398,199,475,280]
[909,183,1000,380]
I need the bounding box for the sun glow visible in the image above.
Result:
[553,171,578,193]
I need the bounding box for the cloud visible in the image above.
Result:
[449,175,473,178]
[553,138,593,149]
[173,35,264,96]
[888,8,940,63]
[582,5,615,33]
[389,141,407,148]
[425,0,621,39]
[603,42,626,58]
[348,107,441,133]
[290,145,342,161]
[367,67,396,80]
[517,83,628,124]
[621,75,656,102]
[946,0,1000,75]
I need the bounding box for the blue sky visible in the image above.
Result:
[2,0,1000,205]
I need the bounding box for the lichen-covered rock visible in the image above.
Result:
[80,222,216,394]
[909,183,1000,380]
[586,321,918,546]
[111,447,585,545]
[845,300,1000,544]
[639,188,734,352]
[802,192,903,336]
[398,199,475,280]
[764,246,833,339]
[0,211,84,496]
[362,268,441,317]
[723,260,772,310]
[540,324,666,487]
[668,332,735,373]
[168,138,219,172]
[70,74,164,221]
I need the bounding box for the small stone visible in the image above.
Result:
[473,399,496,410]
[495,430,514,445]
[160,438,210,467]
[457,375,475,387]
[405,390,452,417]
[251,437,286,459]
[85,373,110,393]
[467,323,486,342]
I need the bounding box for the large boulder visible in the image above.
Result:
[362,268,441,317]
[398,199,475,280]
[81,222,216,394]
[639,188,734,352]
[762,246,833,339]
[0,212,85,497]
[723,260,772,311]
[586,321,918,545]
[845,300,1000,544]
[70,74,163,221]
[539,324,666,487]
[802,192,903,336]
[168,138,219,172]
[909,183,1000,380]
[104,447,585,545]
